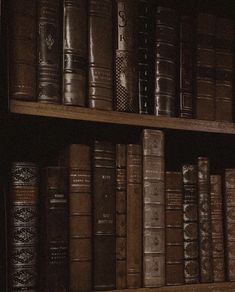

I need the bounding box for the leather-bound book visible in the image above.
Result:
[40,167,69,292]
[182,164,199,284]
[196,13,216,120]
[127,144,142,288]
[116,144,127,289]
[165,171,184,286]
[154,6,178,116]
[210,175,225,282]
[197,157,213,282]
[37,0,61,103]
[63,0,88,106]
[215,18,234,122]
[142,129,165,287]
[88,0,113,110]
[8,162,39,291]
[115,0,138,113]
[93,141,116,290]
[9,0,37,101]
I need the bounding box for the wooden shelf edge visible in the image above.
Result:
[10,100,235,134]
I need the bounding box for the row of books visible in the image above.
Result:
[8,1,234,122]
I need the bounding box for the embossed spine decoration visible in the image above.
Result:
[88,0,113,110]
[142,129,165,287]
[37,0,61,103]
[63,0,88,106]
[8,162,39,291]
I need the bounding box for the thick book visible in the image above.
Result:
[8,162,39,291]
[88,0,113,110]
[127,144,142,288]
[40,167,69,292]
[9,0,37,101]
[165,171,184,286]
[63,0,88,106]
[37,0,61,103]
[142,129,165,287]
[93,141,116,290]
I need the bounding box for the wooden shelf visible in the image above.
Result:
[10,100,235,134]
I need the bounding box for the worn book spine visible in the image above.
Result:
[165,171,184,286]
[8,162,39,291]
[198,157,213,282]
[116,144,127,289]
[88,0,113,110]
[154,6,178,116]
[37,0,61,103]
[93,141,116,290]
[142,129,165,287]
[115,0,138,113]
[182,164,199,284]
[63,0,88,106]
[210,175,225,282]
[9,0,37,101]
[127,144,142,288]
[40,167,69,292]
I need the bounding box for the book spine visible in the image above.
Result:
[142,129,165,287]
[182,164,199,284]
[116,144,127,289]
[165,171,184,286]
[37,0,61,103]
[9,0,37,101]
[63,0,88,106]
[88,0,113,110]
[93,141,116,290]
[8,162,39,291]
[127,144,142,288]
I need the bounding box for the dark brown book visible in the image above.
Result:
[9,0,37,101]
[40,167,69,292]
[37,0,61,103]
[93,141,116,290]
[196,13,216,120]
[63,0,88,106]
[115,0,138,113]
[116,144,127,289]
[165,171,184,286]
[197,157,213,282]
[154,6,178,116]
[210,175,225,282]
[182,164,199,284]
[8,162,39,291]
[88,0,113,110]
[142,129,165,287]
[127,144,142,288]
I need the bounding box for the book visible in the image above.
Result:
[142,129,165,287]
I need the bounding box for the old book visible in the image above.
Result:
[154,6,178,116]
[210,175,225,282]
[196,13,216,120]
[88,0,113,110]
[115,0,138,113]
[8,162,39,291]
[197,157,213,282]
[9,0,37,101]
[142,129,165,287]
[116,144,127,289]
[182,164,199,284]
[37,0,61,103]
[40,167,69,292]
[127,144,142,288]
[165,171,184,286]
[215,17,234,122]
[63,0,88,106]
[93,141,116,290]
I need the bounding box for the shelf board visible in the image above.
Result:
[10,100,235,134]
